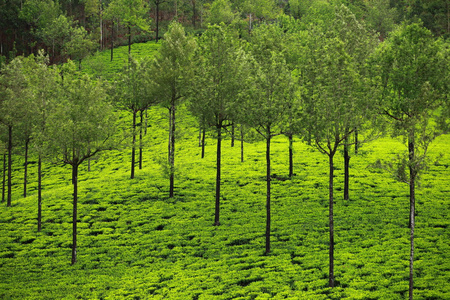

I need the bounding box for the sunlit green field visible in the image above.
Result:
[0,43,449,299]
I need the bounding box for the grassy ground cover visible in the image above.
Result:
[0,103,448,299]
[1,42,449,299]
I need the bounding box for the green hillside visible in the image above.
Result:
[82,41,161,79]
[1,41,449,299]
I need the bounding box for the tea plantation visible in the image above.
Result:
[0,43,449,299]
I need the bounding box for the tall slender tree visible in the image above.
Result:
[44,62,116,264]
[151,21,196,197]
[114,57,156,179]
[0,56,35,207]
[371,22,448,300]
[297,24,371,287]
[240,51,295,254]
[189,24,250,225]
[27,51,59,232]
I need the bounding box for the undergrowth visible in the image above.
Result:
[0,42,449,300]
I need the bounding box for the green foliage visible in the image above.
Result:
[43,61,117,165]
[151,21,197,108]
[63,26,97,68]
[371,22,448,178]
[206,0,237,25]
[188,24,249,128]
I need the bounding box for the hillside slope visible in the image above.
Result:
[0,42,449,299]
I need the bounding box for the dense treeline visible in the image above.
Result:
[1,0,449,66]
[1,1,449,299]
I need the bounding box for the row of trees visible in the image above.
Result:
[1,4,449,300]
[1,0,449,67]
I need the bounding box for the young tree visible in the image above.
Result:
[151,21,196,197]
[332,5,379,200]
[297,25,370,287]
[189,24,250,225]
[114,57,156,179]
[0,56,34,207]
[105,0,150,56]
[153,0,167,42]
[251,23,296,178]
[27,51,59,232]
[371,22,448,300]
[240,51,295,254]
[63,25,96,70]
[44,62,116,264]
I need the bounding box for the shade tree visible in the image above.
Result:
[370,22,448,300]
[188,24,250,225]
[150,21,196,197]
[113,56,157,179]
[332,4,379,200]
[0,55,36,207]
[26,51,60,232]
[296,23,373,287]
[43,61,117,264]
[239,50,295,254]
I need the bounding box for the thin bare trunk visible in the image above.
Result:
[201,128,205,159]
[329,153,335,288]
[288,133,293,178]
[408,132,415,300]
[240,124,244,162]
[139,110,143,170]
[344,136,350,200]
[7,125,12,207]
[2,153,5,203]
[156,1,160,42]
[265,130,271,255]
[169,104,175,198]
[23,139,29,198]
[128,26,131,56]
[111,20,114,61]
[37,156,42,232]
[214,124,222,226]
[131,111,136,179]
[71,163,78,265]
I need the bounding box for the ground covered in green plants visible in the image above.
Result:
[1,43,449,299]
[0,103,449,299]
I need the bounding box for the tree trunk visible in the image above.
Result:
[198,128,202,147]
[328,153,335,287]
[192,0,196,28]
[131,110,136,179]
[265,130,271,255]
[201,128,205,159]
[408,132,415,300]
[169,103,175,198]
[128,26,132,56]
[139,110,143,170]
[71,163,78,265]
[2,153,5,203]
[288,133,293,178]
[24,138,29,198]
[37,156,42,232]
[110,20,114,61]
[214,123,222,226]
[7,125,12,207]
[156,1,160,42]
[240,124,244,162]
[344,136,350,200]
[231,123,235,147]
